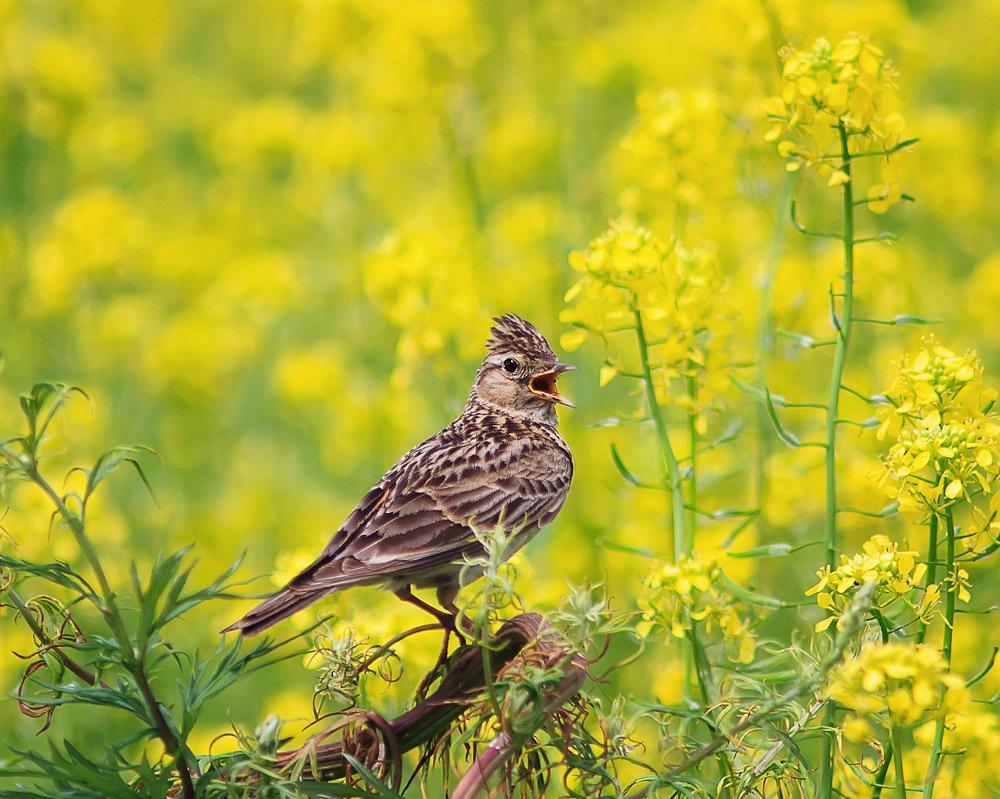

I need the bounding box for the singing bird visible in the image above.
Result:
[223,315,574,637]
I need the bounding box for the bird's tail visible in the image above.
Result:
[221,585,331,637]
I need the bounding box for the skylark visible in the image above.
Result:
[224,314,574,637]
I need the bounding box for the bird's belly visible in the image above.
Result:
[386,525,541,591]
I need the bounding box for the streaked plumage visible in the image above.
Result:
[224,315,574,636]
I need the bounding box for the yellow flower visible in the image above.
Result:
[807,534,936,632]
[616,88,738,222]
[827,642,970,732]
[765,35,909,212]
[875,341,1000,512]
[599,365,620,387]
[563,219,733,429]
[638,554,756,664]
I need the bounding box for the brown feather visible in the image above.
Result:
[224,316,573,636]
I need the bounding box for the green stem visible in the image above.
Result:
[686,371,698,556]
[26,465,196,799]
[28,468,132,651]
[922,509,957,798]
[480,624,503,722]
[687,626,735,796]
[441,109,486,231]
[633,307,686,562]
[875,515,940,799]
[755,175,793,537]
[890,725,908,799]
[916,514,939,645]
[634,308,731,793]
[5,589,99,686]
[872,748,892,799]
[824,121,855,573]
[820,121,856,799]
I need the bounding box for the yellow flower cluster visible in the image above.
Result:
[764,35,908,212]
[616,89,737,225]
[637,554,755,664]
[806,535,938,633]
[876,343,1000,513]
[363,228,485,390]
[914,701,1000,759]
[827,642,967,741]
[562,219,732,431]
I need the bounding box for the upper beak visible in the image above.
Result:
[529,362,576,408]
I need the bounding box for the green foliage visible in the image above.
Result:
[0,385,303,798]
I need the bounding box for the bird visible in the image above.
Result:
[223,314,574,638]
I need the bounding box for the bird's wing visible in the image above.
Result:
[290,434,571,590]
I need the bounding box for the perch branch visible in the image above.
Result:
[219,613,588,793]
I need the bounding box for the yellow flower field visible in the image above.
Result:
[2,1,1000,796]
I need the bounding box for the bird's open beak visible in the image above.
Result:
[529,363,576,408]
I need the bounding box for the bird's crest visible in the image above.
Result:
[486,314,556,361]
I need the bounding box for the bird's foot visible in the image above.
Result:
[415,615,476,699]
[444,612,471,647]
[415,630,454,699]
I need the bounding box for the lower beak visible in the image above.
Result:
[529,363,576,408]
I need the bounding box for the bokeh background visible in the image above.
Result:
[2,0,999,781]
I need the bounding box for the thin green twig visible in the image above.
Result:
[819,120,857,799]
[922,508,957,798]
[632,307,686,561]
[24,462,196,799]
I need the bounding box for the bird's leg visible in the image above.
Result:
[394,585,462,697]
[393,585,455,628]
[436,584,472,644]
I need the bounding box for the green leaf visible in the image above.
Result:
[609,443,660,490]
[18,383,88,454]
[596,539,656,558]
[727,540,823,559]
[28,679,150,721]
[717,571,795,609]
[84,446,159,504]
[730,375,786,406]
[892,314,939,326]
[764,388,801,448]
[967,647,1000,687]
[0,554,97,600]
[342,754,404,799]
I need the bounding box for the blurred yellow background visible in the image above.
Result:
[2,0,999,783]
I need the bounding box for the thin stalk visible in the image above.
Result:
[28,468,131,648]
[916,514,940,645]
[480,623,503,722]
[441,110,486,231]
[26,465,196,799]
[889,725,908,799]
[687,626,735,796]
[634,308,729,794]
[5,589,99,686]
[872,751,892,799]
[686,371,698,556]
[820,121,856,799]
[922,508,957,798]
[633,305,690,699]
[874,514,941,798]
[755,175,794,537]
[824,121,856,572]
[633,306,686,561]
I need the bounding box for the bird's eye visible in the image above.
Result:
[502,357,520,374]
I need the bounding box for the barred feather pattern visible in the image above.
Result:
[225,316,573,636]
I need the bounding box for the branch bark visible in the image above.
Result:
[249,612,588,793]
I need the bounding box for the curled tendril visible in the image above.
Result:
[8,594,87,731]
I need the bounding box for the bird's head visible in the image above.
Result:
[471,314,574,422]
